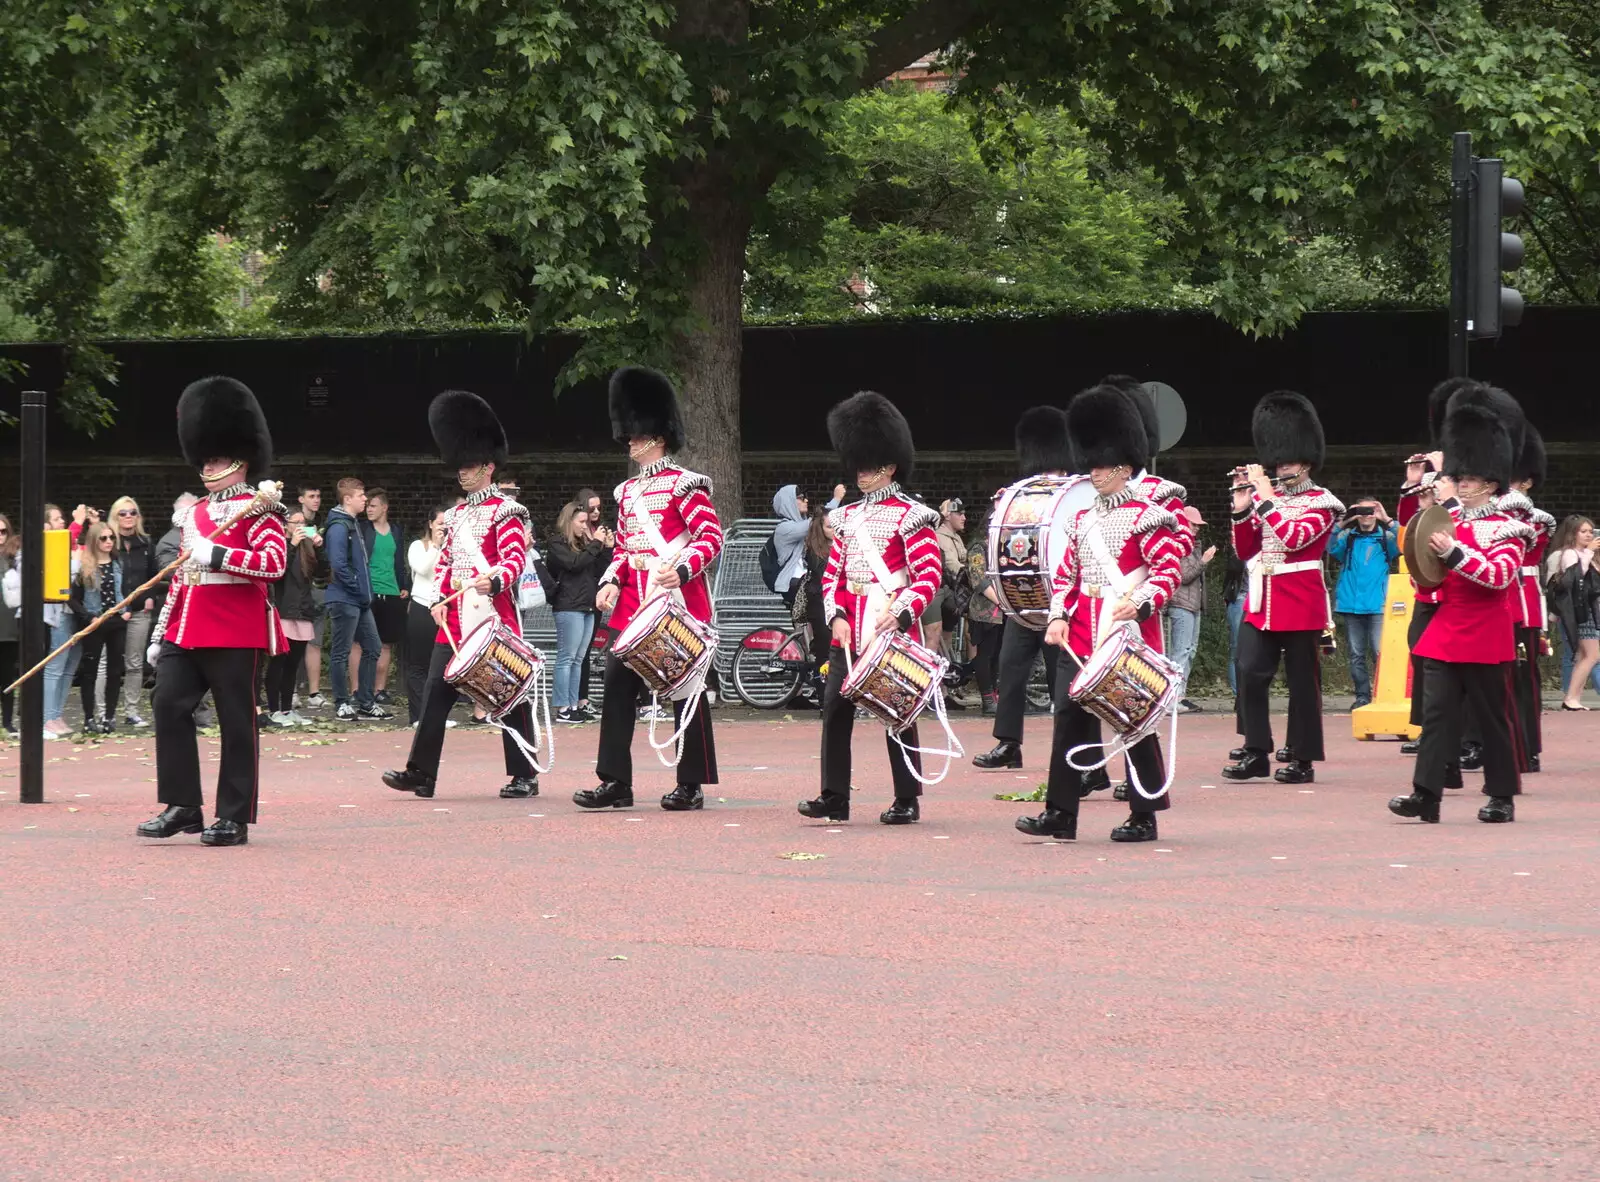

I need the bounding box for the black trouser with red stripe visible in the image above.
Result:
[153,643,262,824]
[408,642,538,782]
[1046,649,1168,816]
[819,644,921,802]
[1513,626,1542,763]
[596,653,718,788]
[1413,658,1521,800]
[1408,601,1438,728]
[1234,624,1324,761]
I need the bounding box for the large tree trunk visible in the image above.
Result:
[670,159,753,526]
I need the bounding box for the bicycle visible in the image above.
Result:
[731,622,818,708]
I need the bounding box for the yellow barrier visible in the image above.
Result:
[41,529,71,603]
[1351,570,1420,740]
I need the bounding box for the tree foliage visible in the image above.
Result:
[746,86,1191,316]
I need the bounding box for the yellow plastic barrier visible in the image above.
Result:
[1351,569,1420,740]
[41,528,71,603]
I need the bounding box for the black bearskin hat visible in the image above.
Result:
[828,391,915,481]
[177,376,273,477]
[1067,385,1149,473]
[1252,391,1325,470]
[1426,376,1477,446]
[1015,406,1073,477]
[429,389,508,469]
[1514,424,1547,488]
[608,366,686,453]
[1441,385,1515,489]
[1102,373,1160,459]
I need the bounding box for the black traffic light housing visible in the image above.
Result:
[1468,156,1525,339]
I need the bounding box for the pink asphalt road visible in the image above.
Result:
[3,710,1598,1180]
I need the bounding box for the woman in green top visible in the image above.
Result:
[361,488,411,704]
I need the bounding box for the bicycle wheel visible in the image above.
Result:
[732,627,807,709]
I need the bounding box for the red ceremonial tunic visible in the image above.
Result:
[1232,478,1342,632]
[1133,472,1192,556]
[822,485,942,659]
[1047,488,1182,663]
[160,484,288,651]
[600,457,722,634]
[432,485,530,645]
[1413,505,1531,665]
[1497,491,1555,631]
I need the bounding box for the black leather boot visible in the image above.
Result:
[661,784,704,811]
[1526,754,1540,773]
[200,818,248,846]
[573,780,633,809]
[1388,792,1440,823]
[1222,750,1271,780]
[1478,796,1515,823]
[1015,809,1076,839]
[383,767,436,798]
[879,799,920,825]
[137,805,204,839]
[1079,767,1111,798]
[1228,747,1249,761]
[1400,739,1421,755]
[500,775,539,798]
[1275,760,1315,784]
[1110,812,1158,842]
[972,741,1022,770]
[1275,746,1295,764]
[1459,741,1484,771]
[1111,781,1130,801]
[797,796,849,821]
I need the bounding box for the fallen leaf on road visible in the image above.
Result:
[608,955,628,961]
[778,852,825,861]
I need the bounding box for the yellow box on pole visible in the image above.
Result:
[1351,571,1420,740]
[41,529,71,603]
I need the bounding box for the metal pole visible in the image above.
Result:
[1448,131,1472,378]
[19,389,46,803]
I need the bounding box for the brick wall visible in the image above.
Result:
[4,442,1596,541]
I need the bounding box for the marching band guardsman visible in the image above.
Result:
[1390,387,1531,824]
[798,391,942,825]
[972,406,1075,772]
[1015,386,1182,843]
[139,377,287,847]
[1499,425,1553,773]
[382,390,540,801]
[575,367,721,812]
[1224,392,1343,785]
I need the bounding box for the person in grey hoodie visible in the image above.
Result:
[771,484,812,606]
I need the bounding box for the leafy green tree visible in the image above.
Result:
[5,1,1599,505]
[746,87,1189,316]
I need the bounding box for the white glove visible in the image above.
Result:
[191,540,223,568]
[146,641,162,667]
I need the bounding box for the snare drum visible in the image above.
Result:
[1067,630,1180,745]
[989,475,1094,628]
[612,595,716,699]
[841,630,948,734]
[444,618,544,720]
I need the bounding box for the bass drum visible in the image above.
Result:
[988,474,1095,629]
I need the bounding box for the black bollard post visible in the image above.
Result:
[19,389,46,803]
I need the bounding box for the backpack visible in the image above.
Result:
[758,532,783,594]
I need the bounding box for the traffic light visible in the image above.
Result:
[1468,157,1525,339]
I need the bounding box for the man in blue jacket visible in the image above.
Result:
[324,477,391,722]
[1329,497,1400,709]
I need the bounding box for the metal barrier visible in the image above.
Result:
[710,518,793,696]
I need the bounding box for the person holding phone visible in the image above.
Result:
[1328,496,1399,710]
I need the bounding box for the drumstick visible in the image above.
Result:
[7,484,281,693]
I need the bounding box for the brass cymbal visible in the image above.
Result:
[1403,504,1455,590]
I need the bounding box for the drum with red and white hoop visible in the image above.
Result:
[841,630,947,734]
[444,618,544,721]
[612,595,717,700]
[1067,628,1180,745]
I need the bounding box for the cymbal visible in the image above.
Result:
[1403,504,1454,590]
